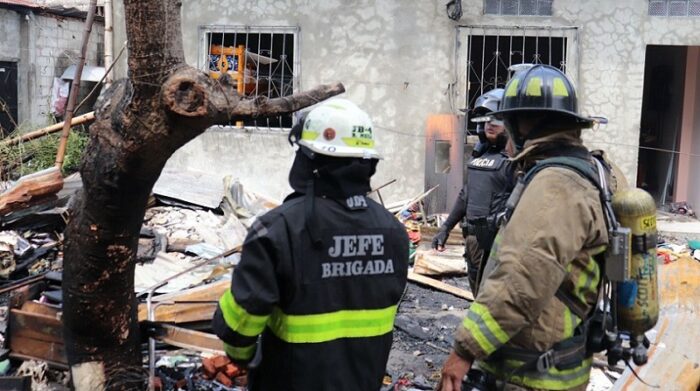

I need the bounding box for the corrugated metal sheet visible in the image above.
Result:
[613,257,700,390]
[60,65,105,82]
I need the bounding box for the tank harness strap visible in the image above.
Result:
[632,233,657,254]
[494,327,589,373]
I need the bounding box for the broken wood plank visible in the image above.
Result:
[152,324,224,355]
[138,278,229,322]
[9,308,63,344]
[9,336,66,366]
[20,301,61,317]
[8,280,48,308]
[7,305,67,366]
[0,112,95,148]
[0,167,64,216]
[407,271,473,301]
[413,245,466,276]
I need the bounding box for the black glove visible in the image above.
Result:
[432,228,448,250]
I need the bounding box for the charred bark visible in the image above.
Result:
[62,1,344,389]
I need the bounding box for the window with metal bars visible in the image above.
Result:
[199,26,298,129]
[649,0,700,16]
[464,27,572,132]
[484,0,553,15]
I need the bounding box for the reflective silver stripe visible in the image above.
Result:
[466,309,504,351]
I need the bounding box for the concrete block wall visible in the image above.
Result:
[27,12,104,126]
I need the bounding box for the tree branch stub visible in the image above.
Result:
[161,67,345,126]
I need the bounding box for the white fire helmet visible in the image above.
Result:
[297,98,382,159]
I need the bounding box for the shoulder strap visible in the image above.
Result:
[523,156,601,193]
[505,154,617,321]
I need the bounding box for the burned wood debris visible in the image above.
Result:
[0,171,274,390]
[0,168,695,391]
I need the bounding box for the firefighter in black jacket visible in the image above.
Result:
[212,98,409,391]
[432,89,513,292]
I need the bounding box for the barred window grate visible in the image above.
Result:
[690,1,700,15]
[463,26,571,132]
[198,26,299,130]
[649,0,700,16]
[484,0,553,15]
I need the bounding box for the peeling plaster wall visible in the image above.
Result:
[111,0,700,201]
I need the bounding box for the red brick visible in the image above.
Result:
[216,372,233,387]
[212,354,231,371]
[224,363,240,378]
[202,357,217,379]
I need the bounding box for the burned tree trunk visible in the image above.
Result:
[62,1,343,389]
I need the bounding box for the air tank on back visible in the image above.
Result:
[611,188,659,336]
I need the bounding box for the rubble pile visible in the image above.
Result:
[0,172,696,390]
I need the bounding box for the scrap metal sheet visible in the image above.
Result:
[614,257,700,390]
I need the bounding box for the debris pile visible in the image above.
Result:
[0,168,697,390]
[0,171,277,390]
[151,352,248,391]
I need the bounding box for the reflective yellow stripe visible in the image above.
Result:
[268,305,398,343]
[563,306,580,339]
[505,78,520,97]
[341,137,375,148]
[552,78,569,97]
[462,302,509,355]
[590,245,606,255]
[487,233,502,261]
[301,130,319,140]
[481,357,592,390]
[525,77,543,96]
[223,342,256,361]
[219,291,269,337]
[571,257,599,305]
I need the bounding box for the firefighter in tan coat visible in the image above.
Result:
[439,65,626,391]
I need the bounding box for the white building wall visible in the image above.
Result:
[110,0,700,201]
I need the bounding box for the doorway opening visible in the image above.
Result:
[0,61,18,136]
[637,45,687,205]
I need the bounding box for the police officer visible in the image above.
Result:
[438,65,623,391]
[432,89,512,292]
[212,98,409,391]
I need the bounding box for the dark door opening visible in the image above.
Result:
[0,61,18,136]
[637,45,687,204]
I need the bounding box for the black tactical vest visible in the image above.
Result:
[465,149,512,220]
